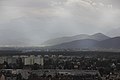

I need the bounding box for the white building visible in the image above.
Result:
[24,56,34,65]
[34,56,44,66]
[24,55,44,66]
[0,56,7,64]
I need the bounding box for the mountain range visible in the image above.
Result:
[43,33,120,50]
[42,33,110,46]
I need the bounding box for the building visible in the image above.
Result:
[7,57,17,64]
[34,56,44,66]
[24,55,44,66]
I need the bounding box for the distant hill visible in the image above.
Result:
[49,39,98,49]
[47,37,120,50]
[97,37,120,49]
[42,33,110,46]
[90,33,110,41]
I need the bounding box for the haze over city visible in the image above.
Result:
[0,0,120,46]
[1,1,120,80]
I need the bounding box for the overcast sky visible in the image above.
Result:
[0,0,120,46]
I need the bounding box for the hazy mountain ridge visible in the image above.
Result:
[49,39,99,49]
[43,33,120,50]
[42,34,90,46]
[48,37,120,49]
[97,37,120,49]
[42,33,110,46]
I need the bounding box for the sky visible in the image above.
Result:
[0,0,120,46]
